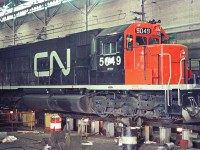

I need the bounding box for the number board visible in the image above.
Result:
[99,56,121,67]
[135,28,151,34]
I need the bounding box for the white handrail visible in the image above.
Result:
[159,52,172,106]
[178,57,185,106]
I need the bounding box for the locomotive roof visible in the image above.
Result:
[97,24,131,37]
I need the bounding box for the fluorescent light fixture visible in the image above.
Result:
[0,0,75,22]
[176,128,182,132]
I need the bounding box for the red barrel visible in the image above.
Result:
[50,114,62,134]
[180,140,188,149]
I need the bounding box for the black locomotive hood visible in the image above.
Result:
[97,24,130,37]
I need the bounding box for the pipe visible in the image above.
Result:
[85,0,89,31]
[22,94,92,113]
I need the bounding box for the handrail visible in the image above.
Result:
[159,53,171,106]
[178,57,185,106]
[158,53,172,85]
[158,45,172,106]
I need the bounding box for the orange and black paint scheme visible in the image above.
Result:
[0,20,200,124]
[96,21,189,85]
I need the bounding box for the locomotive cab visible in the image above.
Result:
[96,25,130,84]
[96,22,189,85]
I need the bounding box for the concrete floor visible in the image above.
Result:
[0,127,199,150]
[0,130,121,150]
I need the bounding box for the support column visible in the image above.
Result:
[91,121,99,134]
[103,122,114,137]
[77,119,83,134]
[85,0,89,31]
[122,127,137,150]
[77,118,89,138]
[159,127,171,144]
[182,129,192,148]
[12,17,16,45]
[64,118,74,131]
[182,129,190,140]
[144,126,153,142]
[140,0,145,21]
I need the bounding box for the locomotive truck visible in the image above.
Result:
[0,20,199,124]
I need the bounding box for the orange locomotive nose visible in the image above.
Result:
[124,22,188,85]
[125,44,188,85]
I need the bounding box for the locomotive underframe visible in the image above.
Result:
[1,84,200,124]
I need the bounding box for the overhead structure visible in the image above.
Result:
[0,0,75,22]
[0,0,100,45]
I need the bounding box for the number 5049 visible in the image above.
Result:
[99,56,121,66]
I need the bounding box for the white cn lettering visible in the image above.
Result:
[34,48,71,77]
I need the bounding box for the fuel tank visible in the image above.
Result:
[22,95,92,114]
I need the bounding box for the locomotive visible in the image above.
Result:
[0,20,200,124]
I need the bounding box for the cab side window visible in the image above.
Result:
[104,42,117,54]
[149,38,159,44]
[161,34,168,44]
[136,36,147,45]
[126,34,133,51]
[98,35,124,55]
[117,36,123,53]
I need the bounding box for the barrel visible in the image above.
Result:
[180,140,188,149]
[50,114,62,134]
[122,127,138,150]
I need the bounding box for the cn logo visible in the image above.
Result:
[34,48,70,77]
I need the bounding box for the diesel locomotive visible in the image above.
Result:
[0,20,200,124]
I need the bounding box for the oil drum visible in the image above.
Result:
[50,114,62,134]
[122,127,138,150]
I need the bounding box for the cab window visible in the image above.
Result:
[161,33,168,44]
[117,36,123,53]
[136,36,147,45]
[98,35,124,55]
[104,42,117,54]
[126,34,133,51]
[149,38,159,44]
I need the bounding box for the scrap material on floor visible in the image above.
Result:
[0,128,121,150]
[0,125,200,150]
